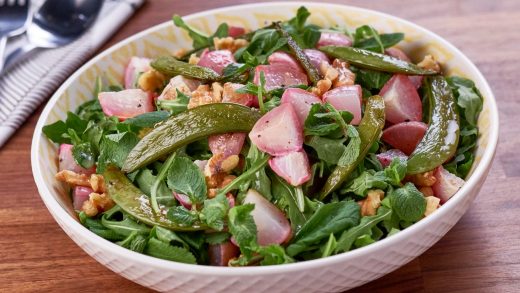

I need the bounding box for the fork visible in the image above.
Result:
[0,0,31,72]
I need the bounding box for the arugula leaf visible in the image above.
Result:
[173,15,214,49]
[286,200,360,256]
[156,89,191,115]
[150,226,192,250]
[258,245,294,265]
[167,156,207,205]
[117,231,147,253]
[200,193,230,231]
[97,132,139,173]
[123,111,170,128]
[135,169,175,207]
[337,125,361,166]
[305,136,347,165]
[270,172,310,233]
[389,183,426,222]
[42,120,69,143]
[145,237,197,264]
[354,234,375,248]
[321,233,337,258]
[352,66,392,91]
[341,170,388,196]
[79,211,126,241]
[227,204,258,257]
[101,207,151,237]
[287,6,311,32]
[447,76,483,127]
[167,206,199,226]
[354,25,385,53]
[384,158,407,186]
[239,144,272,200]
[304,103,353,137]
[335,206,392,253]
[355,33,404,52]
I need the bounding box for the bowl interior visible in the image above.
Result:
[33,2,497,247]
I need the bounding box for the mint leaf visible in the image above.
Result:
[97,132,139,173]
[200,193,230,231]
[205,232,231,245]
[447,76,483,127]
[342,170,388,196]
[117,231,147,253]
[42,120,69,143]
[167,156,207,205]
[258,245,294,265]
[287,201,360,256]
[389,183,426,222]
[167,206,199,226]
[305,136,347,165]
[227,204,258,257]
[384,158,407,186]
[123,111,170,128]
[145,237,197,264]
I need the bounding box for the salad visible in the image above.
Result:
[43,7,484,266]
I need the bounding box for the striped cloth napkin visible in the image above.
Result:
[0,0,145,148]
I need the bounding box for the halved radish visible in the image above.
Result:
[432,166,465,203]
[226,193,236,208]
[254,64,308,91]
[173,192,192,210]
[243,189,292,246]
[197,49,235,75]
[208,241,240,266]
[408,75,424,89]
[382,121,428,155]
[322,85,362,125]
[385,48,411,62]
[208,132,246,158]
[249,103,303,156]
[58,144,96,175]
[303,49,330,71]
[98,89,154,121]
[280,88,322,124]
[379,74,422,124]
[124,57,151,89]
[376,149,408,167]
[269,150,311,186]
[222,82,255,106]
[158,75,201,101]
[268,51,302,71]
[228,26,246,38]
[317,32,352,48]
[73,186,93,210]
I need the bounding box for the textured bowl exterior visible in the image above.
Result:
[31,2,499,292]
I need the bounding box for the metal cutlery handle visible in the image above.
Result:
[1,43,37,74]
[0,37,7,73]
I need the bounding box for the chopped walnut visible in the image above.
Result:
[173,48,188,59]
[204,154,239,177]
[82,192,115,217]
[188,53,200,65]
[424,196,441,217]
[418,54,441,73]
[207,175,236,198]
[55,170,90,187]
[213,37,249,53]
[310,78,332,96]
[419,186,434,197]
[188,83,223,109]
[55,171,106,193]
[358,189,385,216]
[158,75,201,101]
[405,171,437,187]
[331,59,356,87]
[138,70,166,92]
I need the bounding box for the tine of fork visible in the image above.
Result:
[18,0,27,6]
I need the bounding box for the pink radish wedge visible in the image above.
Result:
[268,51,302,71]
[208,241,240,266]
[269,150,311,186]
[280,88,322,124]
[254,64,308,91]
[124,57,151,89]
[376,149,408,168]
[197,49,235,75]
[228,26,246,38]
[222,82,255,106]
[98,89,154,121]
[243,189,292,246]
[208,132,246,158]
[73,186,93,210]
[379,74,422,124]
[322,85,362,125]
[432,166,465,203]
[173,192,192,210]
[58,144,96,175]
[317,32,352,48]
[303,49,330,71]
[249,103,303,156]
[382,121,428,155]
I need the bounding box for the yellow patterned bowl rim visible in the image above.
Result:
[31,2,499,276]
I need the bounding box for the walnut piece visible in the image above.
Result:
[188,83,223,109]
[418,54,441,73]
[138,70,166,92]
[82,192,115,217]
[331,59,355,87]
[173,48,188,59]
[213,37,249,53]
[55,171,106,193]
[424,196,441,217]
[359,189,385,216]
[405,171,437,187]
[188,53,200,65]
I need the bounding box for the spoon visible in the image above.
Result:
[1,0,103,73]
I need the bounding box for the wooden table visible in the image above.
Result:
[1,0,518,292]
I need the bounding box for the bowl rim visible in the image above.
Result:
[31,1,499,276]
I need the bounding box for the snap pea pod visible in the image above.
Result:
[319,46,438,75]
[151,56,221,81]
[122,103,262,173]
[318,95,385,200]
[275,22,321,85]
[103,166,207,231]
[407,76,460,174]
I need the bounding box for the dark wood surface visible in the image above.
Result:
[1,0,518,292]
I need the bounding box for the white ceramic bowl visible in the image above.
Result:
[31,2,499,292]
